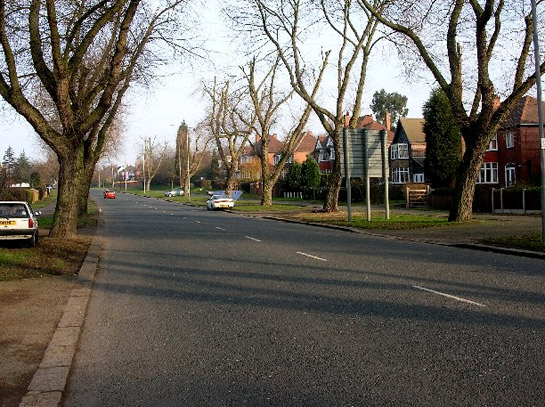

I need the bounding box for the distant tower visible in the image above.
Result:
[176,121,189,187]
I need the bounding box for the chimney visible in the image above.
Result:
[255,134,260,143]
[271,133,277,140]
[385,113,391,131]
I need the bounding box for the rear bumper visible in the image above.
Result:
[0,230,35,239]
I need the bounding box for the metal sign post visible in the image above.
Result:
[381,130,390,220]
[530,0,545,242]
[342,124,352,222]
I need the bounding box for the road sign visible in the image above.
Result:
[338,129,388,177]
[338,128,390,221]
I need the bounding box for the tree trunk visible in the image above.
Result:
[323,133,342,211]
[184,174,190,196]
[50,150,84,238]
[261,177,274,205]
[449,135,486,222]
[225,163,238,198]
[77,161,97,216]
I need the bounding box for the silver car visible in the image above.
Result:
[0,201,41,247]
[164,187,184,197]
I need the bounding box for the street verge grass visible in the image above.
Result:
[0,200,98,281]
[483,234,545,253]
[291,211,452,230]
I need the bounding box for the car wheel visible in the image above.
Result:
[28,232,37,247]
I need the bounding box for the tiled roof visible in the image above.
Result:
[253,135,284,154]
[295,131,317,153]
[399,118,426,143]
[502,95,545,128]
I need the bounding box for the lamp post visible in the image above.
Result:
[530,0,545,242]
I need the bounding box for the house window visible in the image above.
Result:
[390,145,397,160]
[319,150,330,162]
[413,173,424,183]
[505,163,516,186]
[486,135,498,151]
[505,132,514,149]
[477,162,498,184]
[330,150,335,160]
[392,167,410,184]
[398,144,409,159]
[391,143,408,160]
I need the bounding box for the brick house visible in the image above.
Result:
[481,95,544,187]
[389,118,426,184]
[238,131,318,186]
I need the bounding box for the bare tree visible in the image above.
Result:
[0,0,190,238]
[243,56,313,205]
[204,78,256,197]
[230,0,387,211]
[142,136,169,192]
[360,0,545,221]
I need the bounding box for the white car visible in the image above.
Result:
[0,201,41,247]
[165,187,184,197]
[206,195,235,210]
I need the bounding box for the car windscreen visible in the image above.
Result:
[0,203,28,218]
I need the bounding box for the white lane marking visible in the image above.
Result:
[412,285,485,307]
[216,227,226,231]
[244,236,262,242]
[196,221,201,224]
[297,252,327,262]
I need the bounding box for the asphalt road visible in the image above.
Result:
[63,191,545,406]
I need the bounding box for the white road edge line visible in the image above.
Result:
[216,227,225,231]
[297,252,327,262]
[412,285,485,307]
[244,236,262,242]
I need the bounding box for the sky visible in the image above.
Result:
[0,1,435,165]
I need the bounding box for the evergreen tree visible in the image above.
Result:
[301,155,321,191]
[423,88,462,188]
[1,147,16,182]
[14,150,31,184]
[370,89,409,131]
[286,161,303,191]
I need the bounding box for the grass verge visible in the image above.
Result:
[0,199,97,281]
[483,234,545,253]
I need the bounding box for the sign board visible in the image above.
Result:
[338,129,388,177]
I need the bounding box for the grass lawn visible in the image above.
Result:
[484,234,545,253]
[288,211,451,230]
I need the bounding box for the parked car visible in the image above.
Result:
[0,201,41,247]
[206,195,235,210]
[165,187,184,197]
[103,190,116,199]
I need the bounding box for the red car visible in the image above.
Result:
[103,190,116,199]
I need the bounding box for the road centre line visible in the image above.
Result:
[244,236,262,242]
[297,252,327,262]
[216,227,226,231]
[412,285,485,307]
